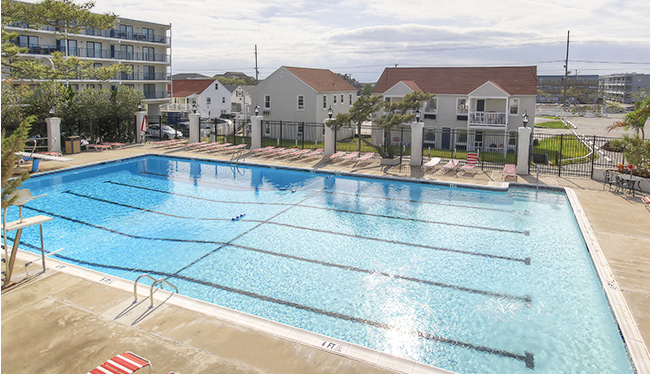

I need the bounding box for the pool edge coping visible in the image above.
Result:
[564,187,649,374]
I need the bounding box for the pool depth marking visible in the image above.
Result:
[103,180,530,236]
[18,206,531,301]
[8,240,534,369]
[137,172,532,215]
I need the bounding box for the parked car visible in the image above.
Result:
[147,124,183,140]
[175,122,190,137]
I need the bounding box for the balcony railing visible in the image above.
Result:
[144,90,169,100]
[120,72,170,81]
[469,111,507,127]
[13,42,170,63]
[8,23,169,44]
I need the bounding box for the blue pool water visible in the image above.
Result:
[8,155,633,374]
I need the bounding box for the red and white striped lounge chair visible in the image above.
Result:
[354,152,376,167]
[217,143,248,153]
[87,351,151,374]
[287,149,312,159]
[442,159,460,175]
[251,146,276,154]
[339,151,360,163]
[101,142,126,149]
[300,149,324,159]
[274,148,300,158]
[502,164,517,181]
[460,153,478,175]
[326,151,347,162]
[85,143,112,151]
[422,157,442,173]
[203,143,233,152]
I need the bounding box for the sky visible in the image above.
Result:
[89,0,650,83]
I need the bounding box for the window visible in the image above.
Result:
[510,98,519,115]
[297,95,304,110]
[333,95,337,104]
[341,94,344,103]
[143,47,154,61]
[222,97,225,103]
[265,123,271,135]
[57,39,77,56]
[349,94,352,105]
[323,95,327,109]
[18,35,38,50]
[207,98,211,104]
[297,123,304,136]
[144,84,156,99]
[143,65,155,80]
[87,84,96,90]
[215,83,219,90]
[93,63,102,68]
[509,131,517,146]
[456,98,468,114]
[425,98,438,112]
[86,41,101,58]
[120,45,133,60]
[264,94,271,109]
[143,28,154,42]
[119,25,133,39]
[70,84,79,92]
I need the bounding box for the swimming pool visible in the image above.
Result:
[7,155,636,374]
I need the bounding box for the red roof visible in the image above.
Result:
[172,79,217,97]
[372,66,538,96]
[285,66,357,92]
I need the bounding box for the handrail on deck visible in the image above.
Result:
[134,273,179,308]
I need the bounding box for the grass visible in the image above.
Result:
[534,136,593,165]
[535,120,570,129]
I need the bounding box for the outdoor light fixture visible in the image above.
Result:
[48,107,55,116]
[328,106,333,119]
[415,109,421,122]
[254,105,260,115]
[137,103,143,111]
[192,103,197,114]
[522,112,529,127]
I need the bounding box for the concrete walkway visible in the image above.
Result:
[3,143,648,374]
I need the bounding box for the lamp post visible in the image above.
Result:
[328,106,333,120]
[254,105,260,116]
[192,103,197,114]
[522,112,529,127]
[137,103,143,112]
[415,109,421,122]
[48,107,55,116]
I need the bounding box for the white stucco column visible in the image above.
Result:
[45,117,61,153]
[189,114,201,143]
[250,116,263,150]
[324,119,335,156]
[516,126,532,175]
[135,111,148,143]
[410,121,424,166]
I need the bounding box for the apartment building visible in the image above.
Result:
[599,73,650,104]
[6,11,172,117]
[537,75,599,104]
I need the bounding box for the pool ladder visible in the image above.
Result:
[230,149,246,165]
[133,273,179,308]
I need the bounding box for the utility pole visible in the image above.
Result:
[563,30,570,108]
[255,44,259,83]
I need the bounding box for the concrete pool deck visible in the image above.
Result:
[3,143,649,374]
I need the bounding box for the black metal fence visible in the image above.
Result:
[61,116,136,144]
[530,133,624,178]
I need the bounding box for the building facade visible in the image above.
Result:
[163,79,231,119]
[6,11,171,117]
[537,75,600,104]
[599,73,650,104]
[372,66,538,153]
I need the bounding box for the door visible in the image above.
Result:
[442,127,451,150]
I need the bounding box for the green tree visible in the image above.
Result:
[1,117,34,209]
[361,83,374,96]
[607,96,649,139]
[327,91,434,159]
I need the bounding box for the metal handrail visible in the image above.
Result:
[133,273,179,308]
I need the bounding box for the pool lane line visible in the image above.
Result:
[22,204,531,266]
[13,207,532,303]
[130,174,532,216]
[103,181,530,236]
[7,248,534,369]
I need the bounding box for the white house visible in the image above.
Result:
[250,66,358,123]
[225,85,254,116]
[163,79,231,119]
[372,66,538,152]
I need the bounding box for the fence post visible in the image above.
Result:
[324,119,335,156]
[135,111,147,143]
[410,121,424,166]
[516,126,532,175]
[558,135,563,176]
[590,135,596,179]
[250,116,263,150]
[189,113,200,143]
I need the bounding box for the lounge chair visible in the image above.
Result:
[502,164,517,181]
[300,149,324,159]
[261,147,285,156]
[326,151,347,162]
[202,143,233,152]
[339,151,360,163]
[460,153,479,175]
[422,157,442,173]
[642,197,651,213]
[101,142,126,149]
[442,159,459,175]
[84,143,112,151]
[354,152,375,167]
[87,351,151,374]
[287,149,312,159]
[217,143,248,153]
[275,148,300,158]
[251,146,276,154]
[153,139,183,147]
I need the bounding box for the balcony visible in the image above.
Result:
[13,42,170,63]
[468,111,507,129]
[7,23,169,44]
[144,90,170,100]
[120,72,170,81]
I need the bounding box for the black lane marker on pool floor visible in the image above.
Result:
[104,180,529,236]
[134,173,532,216]
[18,206,532,302]
[3,241,534,369]
[53,192,531,265]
